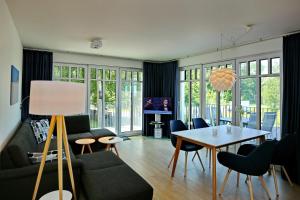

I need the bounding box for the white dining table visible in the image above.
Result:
[170,125,270,200]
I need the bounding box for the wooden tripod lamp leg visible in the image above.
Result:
[62,116,77,200]
[57,116,63,200]
[32,116,56,200]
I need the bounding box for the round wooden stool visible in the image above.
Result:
[75,138,95,155]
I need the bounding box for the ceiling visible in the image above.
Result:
[6,0,300,61]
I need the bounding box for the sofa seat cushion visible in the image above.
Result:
[76,151,123,171]
[90,128,116,139]
[67,132,94,143]
[82,164,153,200]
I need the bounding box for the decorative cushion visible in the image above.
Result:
[30,119,51,144]
[27,150,66,164]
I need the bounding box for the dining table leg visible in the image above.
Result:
[171,137,182,177]
[212,147,217,200]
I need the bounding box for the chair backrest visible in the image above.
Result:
[192,118,209,129]
[170,120,188,147]
[272,133,297,165]
[261,112,276,132]
[247,140,277,176]
[247,113,257,129]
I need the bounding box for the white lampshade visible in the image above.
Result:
[29,81,86,116]
[209,68,236,92]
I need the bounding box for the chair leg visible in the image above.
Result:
[219,169,232,196]
[206,148,208,157]
[247,176,254,200]
[271,165,279,197]
[209,149,211,168]
[196,151,205,171]
[259,176,272,200]
[168,152,175,168]
[282,166,294,186]
[236,172,240,187]
[192,151,197,161]
[184,152,188,177]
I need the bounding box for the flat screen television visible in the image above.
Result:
[144,97,172,114]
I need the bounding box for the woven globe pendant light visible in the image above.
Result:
[209,68,236,92]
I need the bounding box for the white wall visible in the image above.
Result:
[54,51,143,69]
[0,0,23,150]
[179,38,282,66]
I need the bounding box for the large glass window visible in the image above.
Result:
[179,67,201,127]
[120,69,143,134]
[54,63,143,135]
[237,54,281,139]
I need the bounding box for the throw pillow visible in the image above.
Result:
[31,119,50,144]
[28,150,66,164]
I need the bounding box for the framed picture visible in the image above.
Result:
[10,65,19,105]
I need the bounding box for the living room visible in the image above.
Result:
[1,0,300,199]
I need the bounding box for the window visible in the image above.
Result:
[53,63,86,83]
[240,63,247,76]
[204,61,235,126]
[179,67,201,126]
[271,58,280,74]
[53,63,143,135]
[120,69,143,133]
[237,54,281,139]
[260,59,269,75]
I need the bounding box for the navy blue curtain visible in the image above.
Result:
[282,33,300,184]
[143,61,179,137]
[21,49,53,121]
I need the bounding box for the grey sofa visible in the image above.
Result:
[0,115,153,200]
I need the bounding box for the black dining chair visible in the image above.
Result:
[217,140,277,200]
[169,120,205,177]
[192,117,209,129]
[192,118,210,161]
[237,134,296,197]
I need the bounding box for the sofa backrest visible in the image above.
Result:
[64,115,90,134]
[1,120,38,169]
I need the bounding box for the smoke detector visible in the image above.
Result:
[90,38,102,49]
[244,24,254,32]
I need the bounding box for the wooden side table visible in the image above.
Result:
[75,138,95,155]
[98,136,123,157]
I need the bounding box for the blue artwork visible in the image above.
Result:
[10,65,19,105]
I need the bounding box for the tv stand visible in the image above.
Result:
[149,114,164,138]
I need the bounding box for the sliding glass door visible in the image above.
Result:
[236,54,281,139]
[89,66,118,133]
[120,69,143,134]
[179,67,201,127]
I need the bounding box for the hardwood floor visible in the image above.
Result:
[116,136,300,200]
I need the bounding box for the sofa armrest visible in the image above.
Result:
[0,160,82,199]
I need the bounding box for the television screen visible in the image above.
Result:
[144,97,172,114]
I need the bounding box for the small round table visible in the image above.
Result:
[98,136,123,157]
[75,138,95,155]
[40,190,72,200]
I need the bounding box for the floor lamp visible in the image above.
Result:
[29,81,86,200]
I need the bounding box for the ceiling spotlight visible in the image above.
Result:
[91,38,102,49]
